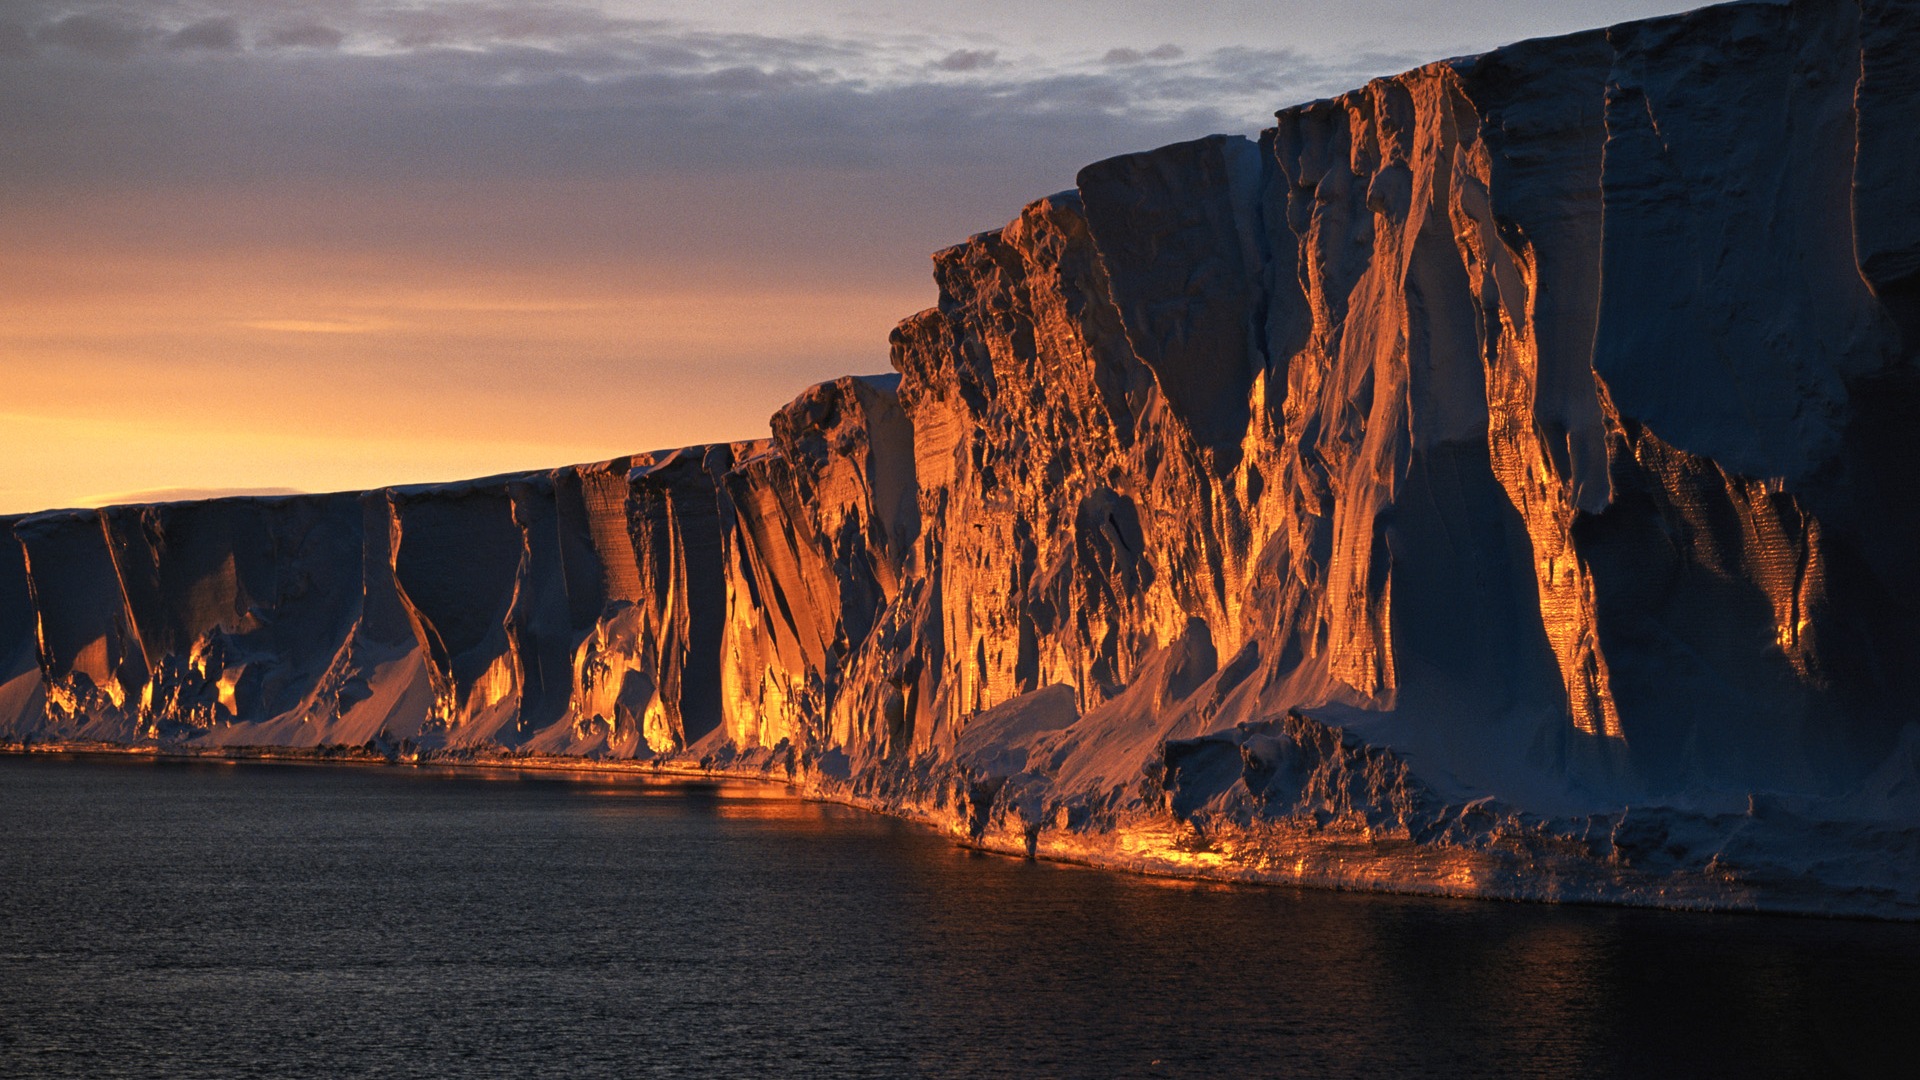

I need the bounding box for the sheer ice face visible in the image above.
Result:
[7,0,1920,915]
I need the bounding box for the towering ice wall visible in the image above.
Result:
[0,448,749,756]
[7,0,1919,913]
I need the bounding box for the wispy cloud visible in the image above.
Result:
[932,48,997,72]
[1,0,1423,196]
[30,11,154,58]
[258,22,344,50]
[165,17,240,51]
[237,317,389,334]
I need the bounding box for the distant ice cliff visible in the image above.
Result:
[7,0,1920,915]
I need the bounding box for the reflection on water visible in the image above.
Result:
[1,755,1915,1078]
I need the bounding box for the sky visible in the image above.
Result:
[0,0,1702,513]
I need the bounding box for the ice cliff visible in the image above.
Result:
[7,0,1920,915]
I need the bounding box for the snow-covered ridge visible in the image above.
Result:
[7,0,1920,915]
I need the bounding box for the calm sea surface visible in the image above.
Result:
[2,755,1916,1079]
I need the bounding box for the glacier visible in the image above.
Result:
[6,0,1920,916]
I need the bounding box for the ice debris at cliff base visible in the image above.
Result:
[7,0,1920,916]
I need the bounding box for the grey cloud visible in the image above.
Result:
[33,13,153,58]
[0,21,33,58]
[261,23,345,49]
[369,3,664,50]
[167,17,241,51]
[643,29,866,69]
[933,48,996,72]
[0,25,1416,194]
[1104,43,1184,65]
[0,0,1434,270]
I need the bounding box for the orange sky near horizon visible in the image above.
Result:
[1,181,933,515]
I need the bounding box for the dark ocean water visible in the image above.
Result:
[1,756,1916,1079]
